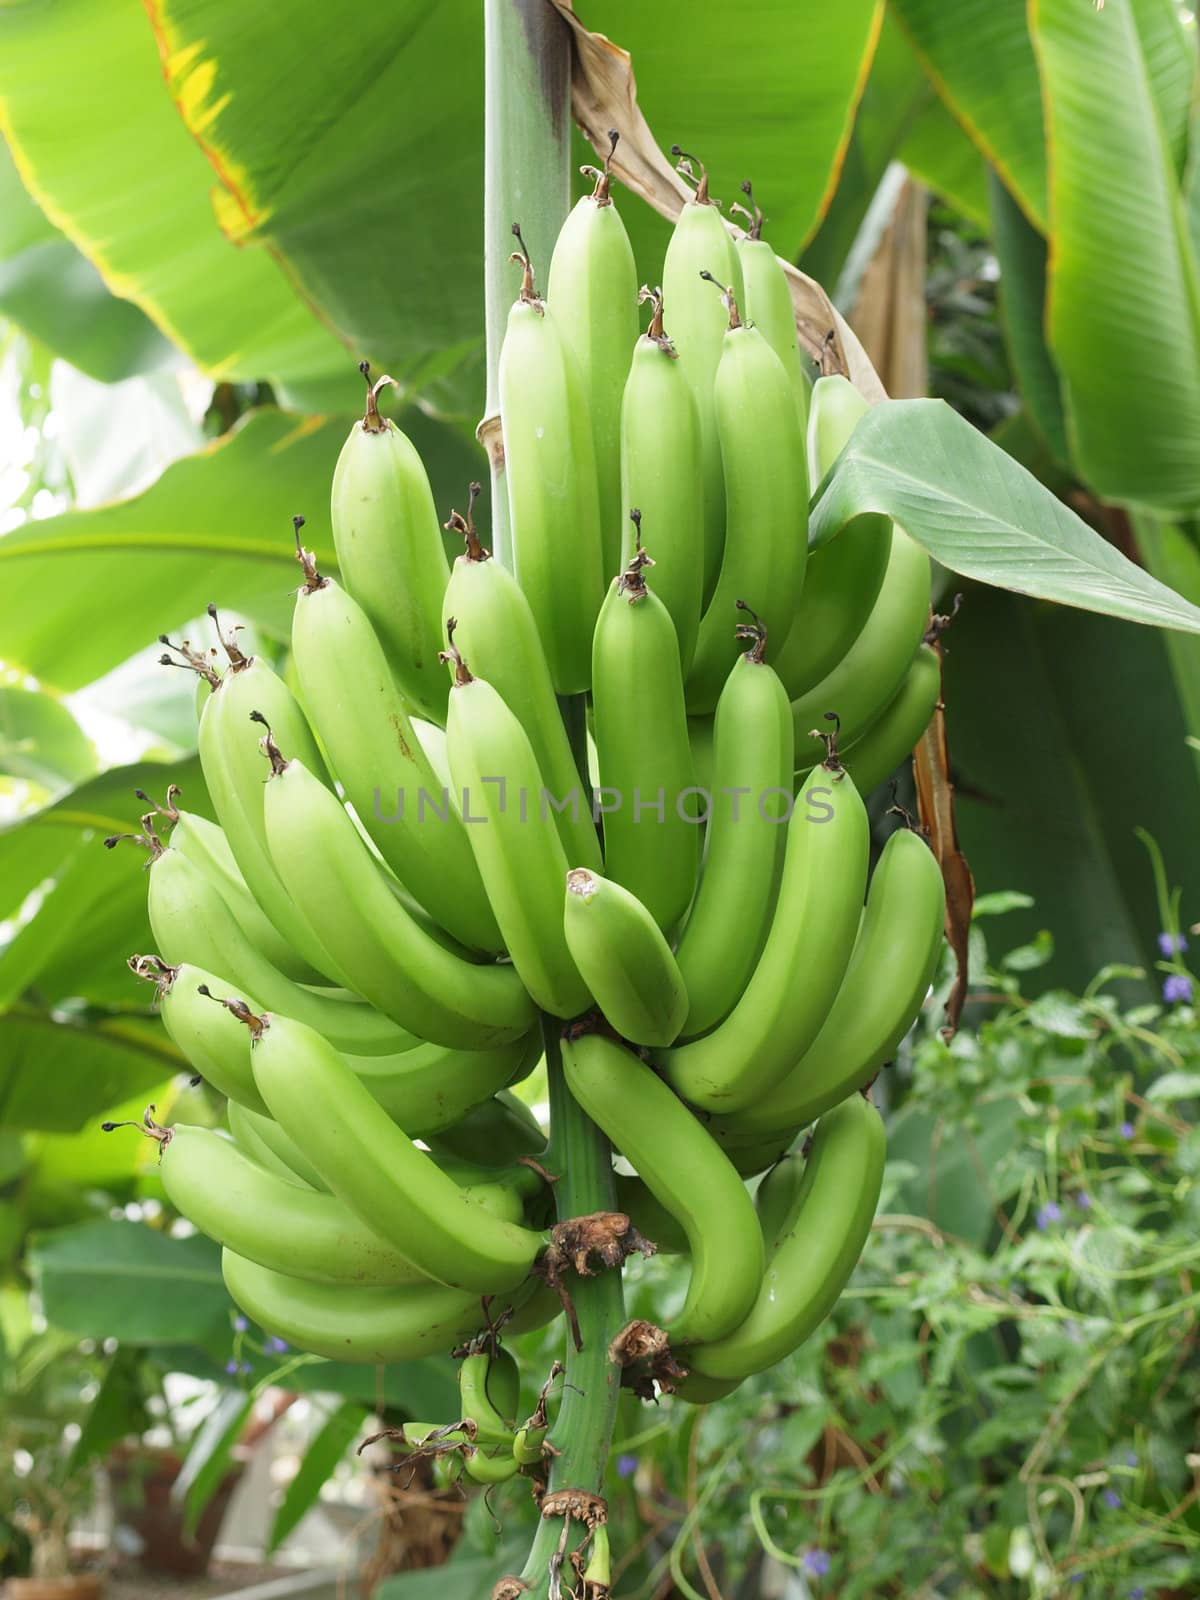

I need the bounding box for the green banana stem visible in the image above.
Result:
[519,1017,625,1594]
[520,694,624,1595]
[482,0,571,569]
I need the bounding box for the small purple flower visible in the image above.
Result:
[1102,1488,1121,1509]
[1075,1191,1092,1211]
[616,1454,638,1480]
[1069,1577,1083,1586]
[264,1336,289,1355]
[1157,932,1187,957]
[1130,1588,1145,1598]
[233,1315,248,1333]
[1163,974,1193,1004]
[801,1549,831,1578]
[1126,1451,1139,1467]
[1119,1121,1135,1140]
[1036,1201,1062,1230]
[224,1359,239,1376]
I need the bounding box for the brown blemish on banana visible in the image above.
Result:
[249,709,289,777]
[670,145,712,206]
[637,284,677,357]
[444,481,490,563]
[292,514,326,593]
[358,361,400,434]
[698,269,742,330]
[733,599,768,663]
[616,509,655,601]
[509,224,545,314]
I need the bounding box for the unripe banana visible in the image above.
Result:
[290,539,501,953]
[160,1123,433,1286]
[591,540,700,932]
[711,1126,798,1180]
[673,616,793,1039]
[462,1442,522,1485]
[426,1090,546,1170]
[546,139,639,576]
[731,183,810,430]
[459,1350,519,1443]
[196,629,344,986]
[839,643,940,797]
[442,639,591,1019]
[168,807,319,983]
[687,1093,885,1380]
[262,755,536,1049]
[348,1030,541,1140]
[774,375,894,699]
[662,149,745,601]
[146,846,414,1056]
[441,490,602,873]
[672,1371,744,1406]
[498,230,605,693]
[714,824,946,1140]
[249,1011,544,1293]
[221,1249,491,1365]
[753,1148,807,1252]
[659,762,869,1113]
[227,1102,329,1191]
[226,1100,320,1188]
[790,526,932,764]
[561,1029,763,1345]
[129,956,267,1115]
[330,367,450,724]
[684,286,809,714]
[618,288,704,673]
[562,870,687,1047]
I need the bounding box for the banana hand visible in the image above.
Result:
[687,1092,886,1380]
[660,762,869,1113]
[249,1011,544,1294]
[714,823,946,1140]
[562,1029,763,1345]
[263,756,535,1049]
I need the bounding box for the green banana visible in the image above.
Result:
[562,869,687,1047]
[426,1090,546,1170]
[731,183,810,429]
[662,148,744,601]
[753,1147,807,1252]
[222,1249,490,1365]
[262,753,536,1049]
[673,612,794,1039]
[546,135,639,576]
[195,615,345,987]
[618,287,704,673]
[672,1371,744,1406]
[459,1350,519,1443]
[146,846,414,1056]
[590,538,700,932]
[159,1123,433,1287]
[129,955,267,1115]
[347,1030,541,1139]
[684,282,809,714]
[687,1093,886,1380]
[227,1101,329,1191]
[462,1441,522,1485]
[710,1126,798,1180]
[330,366,450,724]
[659,762,869,1113]
[774,375,893,699]
[225,1100,317,1188]
[498,228,605,694]
[442,637,591,1019]
[166,803,320,984]
[441,488,602,873]
[840,643,941,797]
[790,526,932,764]
[249,1010,544,1293]
[714,824,946,1140]
[561,1029,763,1345]
[290,532,502,953]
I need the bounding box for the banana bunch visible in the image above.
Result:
[112,143,948,1455]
